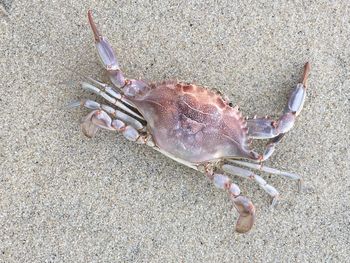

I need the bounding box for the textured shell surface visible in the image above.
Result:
[127,81,254,163]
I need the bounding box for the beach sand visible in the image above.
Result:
[1,1,349,262]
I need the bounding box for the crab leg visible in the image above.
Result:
[68,99,145,131]
[248,62,311,161]
[80,81,144,120]
[82,77,136,108]
[229,160,302,190]
[79,109,154,146]
[222,164,279,206]
[206,172,255,233]
[87,10,148,94]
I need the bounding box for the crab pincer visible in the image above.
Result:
[231,196,256,233]
[212,173,255,233]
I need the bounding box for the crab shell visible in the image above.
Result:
[123,80,259,164]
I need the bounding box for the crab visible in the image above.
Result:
[69,11,311,233]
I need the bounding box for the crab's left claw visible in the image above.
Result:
[231,195,256,233]
[210,173,256,233]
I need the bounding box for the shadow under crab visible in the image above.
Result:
[69,10,310,233]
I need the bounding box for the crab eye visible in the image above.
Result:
[228,102,233,107]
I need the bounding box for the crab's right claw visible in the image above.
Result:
[81,110,100,138]
[231,195,256,233]
[81,109,114,138]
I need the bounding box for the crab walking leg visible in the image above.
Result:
[229,160,302,190]
[222,164,279,206]
[83,76,136,108]
[81,82,144,120]
[68,99,145,131]
[230,160,300,180]
[206,172,256,233]
[87,10,124,87]
[87,10,148,94]
[248,62,311,161]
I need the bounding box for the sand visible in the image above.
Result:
[1,1,349,262]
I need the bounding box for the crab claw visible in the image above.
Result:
[81,110,114,138]
[231,195,256,233]
[81,110,100,138]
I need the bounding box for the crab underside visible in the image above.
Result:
[69,11,310,233]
